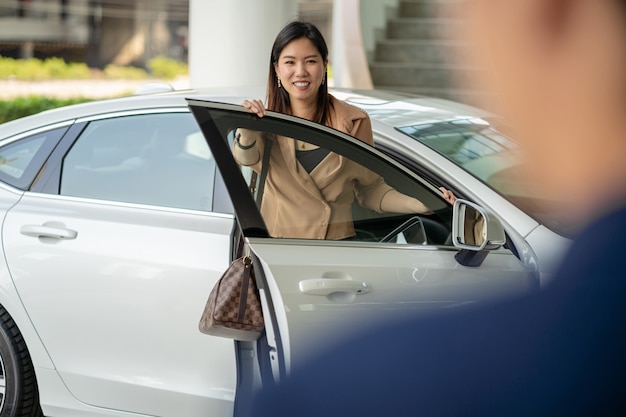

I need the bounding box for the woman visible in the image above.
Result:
[236,21,456,240]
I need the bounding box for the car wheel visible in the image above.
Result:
[0,307,43,417]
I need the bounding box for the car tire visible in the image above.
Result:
[0,307,43,417]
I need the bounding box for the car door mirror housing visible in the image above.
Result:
[451,200,507,267]
[452,199,506,252]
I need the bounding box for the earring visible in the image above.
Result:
[277,77,282,88]
[322,74,326,85]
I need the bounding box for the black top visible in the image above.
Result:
[295,148,330,173]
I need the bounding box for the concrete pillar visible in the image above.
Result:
[331,0,373,89]
[20,41,34,59]
[188,0,298,89]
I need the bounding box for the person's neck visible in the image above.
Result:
[290,99,317,121]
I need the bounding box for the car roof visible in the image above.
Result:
[0,84,492,139]
[0,85,256,138]
[331,89,492,127]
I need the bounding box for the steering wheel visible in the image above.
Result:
[379,216,426,243]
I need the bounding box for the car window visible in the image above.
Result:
[0,127,67,190]
[60,112,216,211]
[229,126,453,245]
[394,118,574,236]
[396,118,518,187]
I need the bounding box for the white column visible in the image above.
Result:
[188,0,298,88]
[331,0,373,89]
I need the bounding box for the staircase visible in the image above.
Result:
[369,0,481,103]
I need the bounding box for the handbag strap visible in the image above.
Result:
[250,137,272,207]
[238,138,272,259]
[237,256,253,320]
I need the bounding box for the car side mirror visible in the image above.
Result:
[451,199,506,267]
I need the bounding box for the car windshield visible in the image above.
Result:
[395,118,574,237]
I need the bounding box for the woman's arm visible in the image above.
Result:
[348,109,457,212]
[380,190,433,214]
[233,128,263,167]
[380,187,457,214]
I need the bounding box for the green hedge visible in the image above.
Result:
[0,57,91,80]
[0,55,187,80]
[103,64,149,80]
[0,96,94,123]
[0,56,187,123]
[148,55,188,79]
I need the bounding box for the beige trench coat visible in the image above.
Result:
[235,95,393,240]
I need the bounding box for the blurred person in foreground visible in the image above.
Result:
[243,0,626,415]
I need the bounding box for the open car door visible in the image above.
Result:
[187,100,536,386]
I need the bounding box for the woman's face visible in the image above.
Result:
[274,37,327,105]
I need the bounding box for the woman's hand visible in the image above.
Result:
[242,99,266,118]
[439,187,457,205]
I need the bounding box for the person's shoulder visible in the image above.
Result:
[329,94,369,122]
[328,94,372,141]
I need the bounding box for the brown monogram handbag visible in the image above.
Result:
[199,130,271,341]
[198,255,265,341]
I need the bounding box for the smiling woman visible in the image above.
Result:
[242,21,332,122]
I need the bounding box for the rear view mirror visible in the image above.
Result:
[452,200,506,251]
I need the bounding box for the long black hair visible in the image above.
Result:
[266,21,330,124]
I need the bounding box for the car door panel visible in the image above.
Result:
[249,238,533,363]
[3,194,236,415]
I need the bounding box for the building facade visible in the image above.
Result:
[0,0,470,102]
[0,0,189,68]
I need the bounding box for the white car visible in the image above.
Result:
[0,86,568,417]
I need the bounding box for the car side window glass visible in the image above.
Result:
[60,113,216,211]
[0,127,67,190]
[231,127,453,245]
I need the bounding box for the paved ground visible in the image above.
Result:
[0,76,191,99]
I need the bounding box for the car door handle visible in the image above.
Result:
[20,224,78,240]
[299,278,370,296]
